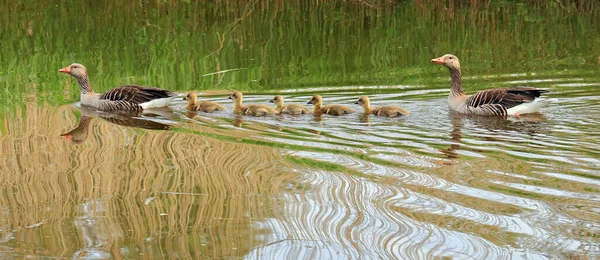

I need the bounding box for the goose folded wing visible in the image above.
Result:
[466,87,547,109]
[100,85,174,104]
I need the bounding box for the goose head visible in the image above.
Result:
[59,63,88,79]
[431,54,461,70]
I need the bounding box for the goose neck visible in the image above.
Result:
[75,75,94,94]
[449,66,464,96]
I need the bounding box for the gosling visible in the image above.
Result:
[229,91,278,116]
[307,95,353,116]
[184,92,226,113]
[269,95,311,115]
[355,96,409,117]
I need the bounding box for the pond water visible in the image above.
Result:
[1,1,600,259]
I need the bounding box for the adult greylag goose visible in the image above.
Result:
[59,63,176,111]
[184,92,226,113]
[269,95,311,115]
[307,95,353,116]
[431,54,548,116]
[228,91,278,116]
[355,96,410,117]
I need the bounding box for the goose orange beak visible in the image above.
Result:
[58,66,71,74]
[431,57,444,65]
[60,134,72,141]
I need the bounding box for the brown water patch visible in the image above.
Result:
[0,104,298,258]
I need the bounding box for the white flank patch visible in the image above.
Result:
[141,96,176,109]
[506,99,550,116]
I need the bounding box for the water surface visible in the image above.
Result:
[1,1,600,259]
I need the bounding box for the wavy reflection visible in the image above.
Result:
[0,103,302,259]
[2,89,600,259]
[440,112,548,160]
[439,113,464,160]
[61,106,172,144]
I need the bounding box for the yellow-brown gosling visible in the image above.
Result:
[307,95,353,116]
[269,95,311,115]
[228,91,279,116]
[184,92,226,113]
[355,96,409,117]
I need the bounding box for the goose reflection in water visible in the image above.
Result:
[61,106,173,144]
[440,112,547,161]
[232,116,244,127]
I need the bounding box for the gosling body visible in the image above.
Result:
[308,95,353,116]
[184,92,226,113]
[270,95,311,115]
[229,91,278,116]
[355,96,409,117]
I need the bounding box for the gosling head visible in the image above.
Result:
[184,92,197,103]
[58,63,88,79]
[270,95,284,106]
[354,96,370,108]
[431,54,460,70]
[228,91,243,103]
[307,95,322,106]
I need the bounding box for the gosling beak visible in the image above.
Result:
[228,96,232,100]
[182,97,187,101]
[431,57,444,65]
[58,66,71,74]
[307,100,313,105]
[354,101,359,104]
[269,100,273,103]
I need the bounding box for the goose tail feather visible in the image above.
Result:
[506,98,550,116]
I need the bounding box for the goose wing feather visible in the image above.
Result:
[100,85,175,104]
[466,87,548,109]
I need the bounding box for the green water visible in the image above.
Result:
[3,1,599,102]
[1,1,600,259]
